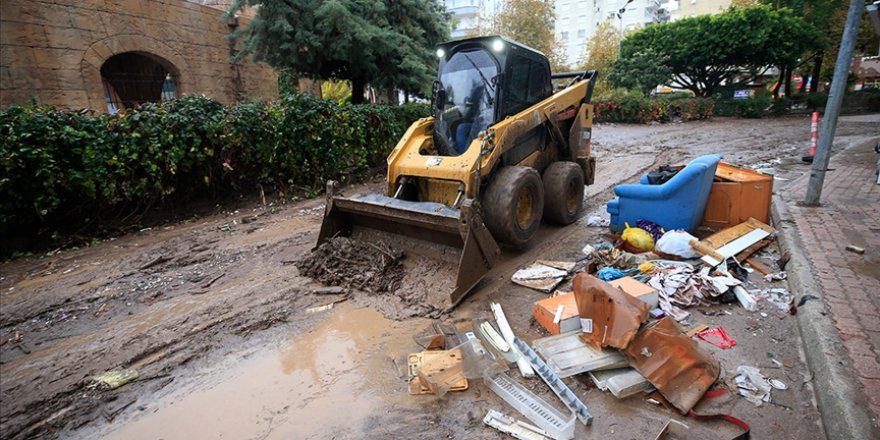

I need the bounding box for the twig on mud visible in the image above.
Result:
[102,397,138,423]
[200,273,225,289]
[139,256,171,270]
[94,303,107,317]
[368,242,398,260]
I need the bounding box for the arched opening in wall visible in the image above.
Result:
[101,52,179,113]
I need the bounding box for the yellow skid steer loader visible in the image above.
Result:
[317,36,597,309]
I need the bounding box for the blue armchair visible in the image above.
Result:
[606,154,721,233]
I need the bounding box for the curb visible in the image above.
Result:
[771,195,879,440]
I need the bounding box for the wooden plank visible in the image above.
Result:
[701,229,769,266]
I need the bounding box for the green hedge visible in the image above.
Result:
[0,94,431,239]
[593,90,714,124]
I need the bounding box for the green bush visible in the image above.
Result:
[0,94,431,240]
[593,89,713,123]
[713,96,772,118]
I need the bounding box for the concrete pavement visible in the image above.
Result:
[775,135,880,439]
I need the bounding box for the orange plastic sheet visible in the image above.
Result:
[624,317,721,414]
[572,273,650,350]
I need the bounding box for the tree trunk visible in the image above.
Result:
[351,77,365,104]
[784,65,792,98]
[809,52,823,94]
[799,74,808,93]
[772,66,784,99]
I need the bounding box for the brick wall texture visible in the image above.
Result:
[0,0,278,111]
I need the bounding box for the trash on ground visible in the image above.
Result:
[533,293,581,335]
[608,276,660,308]
[763,272,787,282]
[589,367,652,399]
[589,245,655,269]
[416,337,502,397]
[607,154,720,233]
[585,215,609,227]
[733,286,758,312]
[532,331,628,378]
[512,261,575,292]
[636,220,666,243]
[685,323,709,337]
[408,350,469,395]
[93,369,139,390]
[696,326,737,349]
[797,294,819,307]
[492,302,535,378]
[703,162,773,229]
[623,317,721,414]
[734,365,774,406]
[473,319,519,363]
[572,273,650,350]
[653,418,690,440]
[845,245,865,254]
[513,337,593,425]
[596,266,626,281]
[485,373,576,440]
[689,218,775,267]
[483,409,552,440]
[654,230,700,259]
[621,222,656,253]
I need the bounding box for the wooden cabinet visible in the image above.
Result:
[702,163,773,228]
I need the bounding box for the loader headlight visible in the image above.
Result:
[436,48,445,58]
[492,39,505,52]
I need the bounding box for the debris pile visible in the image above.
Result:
[296,237,405,293]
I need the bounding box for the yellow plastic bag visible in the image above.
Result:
[621,222,655,252]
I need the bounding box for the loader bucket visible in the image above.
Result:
[316,181,501,309]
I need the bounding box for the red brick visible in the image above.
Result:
[850,353,880,379]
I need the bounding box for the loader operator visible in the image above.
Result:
[435,49,498,156]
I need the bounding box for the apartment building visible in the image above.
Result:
[556,0,669,66]
[445,0,503,38]
[662,0,732,21]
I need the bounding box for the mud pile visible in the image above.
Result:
[297,237,405,293]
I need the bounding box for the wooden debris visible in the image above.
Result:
[690,218,776,267]
[745,258,770,276]
[94,303,107,317]
[139,256,171,270]
[200,273,225,289]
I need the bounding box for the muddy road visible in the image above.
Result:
[2,114,878,439]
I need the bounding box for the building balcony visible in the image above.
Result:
[449,5,480,15]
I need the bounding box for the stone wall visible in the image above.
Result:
[0,0,278,111]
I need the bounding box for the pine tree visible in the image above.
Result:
[228,0,449,104]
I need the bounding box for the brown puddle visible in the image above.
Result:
[104,303,427,440]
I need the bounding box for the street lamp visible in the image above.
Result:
[617,0,635,56]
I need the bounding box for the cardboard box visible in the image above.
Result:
[532,293,581,335]
[702,162,773,228]
[609,276,659,308]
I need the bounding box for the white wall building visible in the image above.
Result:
[445,0,503,38]
[555,0,670,67]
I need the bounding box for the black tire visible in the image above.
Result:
[542,161,585,225]
[483,166,544,246]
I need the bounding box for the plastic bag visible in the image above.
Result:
[621,222,655,252]
[655,230,700,259]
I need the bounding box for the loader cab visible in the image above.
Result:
[433,37,552,157]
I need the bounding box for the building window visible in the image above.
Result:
[560,31,569,40]
[577,29,586,38]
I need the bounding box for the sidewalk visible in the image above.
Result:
[778,138,880,438]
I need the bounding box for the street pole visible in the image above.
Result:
[803,0,865,206]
